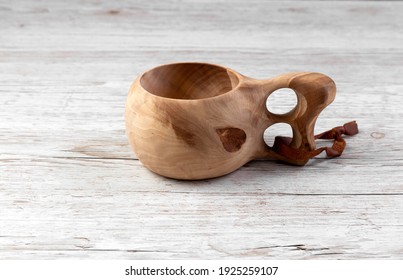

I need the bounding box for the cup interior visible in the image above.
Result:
[140,63,239,100]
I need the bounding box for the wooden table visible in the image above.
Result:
[1,0,403,259]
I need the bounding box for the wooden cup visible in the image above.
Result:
[125,62,336,179]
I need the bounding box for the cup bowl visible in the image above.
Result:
[125,62,336,179]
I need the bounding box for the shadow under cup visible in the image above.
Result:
[139,63,240,100]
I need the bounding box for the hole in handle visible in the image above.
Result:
[263,123,293,147]
[266,88,298,115]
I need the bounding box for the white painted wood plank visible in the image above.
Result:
[1,0,403,51]
[1,156,403,259]
[1,0,403,259]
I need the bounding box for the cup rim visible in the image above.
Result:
[138,62,242,101]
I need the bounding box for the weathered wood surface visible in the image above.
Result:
[1,0,403,259]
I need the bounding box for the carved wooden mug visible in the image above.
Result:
[125,62,357,179]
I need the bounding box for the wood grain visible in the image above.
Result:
[126,64,340,179]
[1,0,403,259]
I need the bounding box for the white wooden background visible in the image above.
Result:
[1,0,403,259]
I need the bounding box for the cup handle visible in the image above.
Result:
[263,72,337,165]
